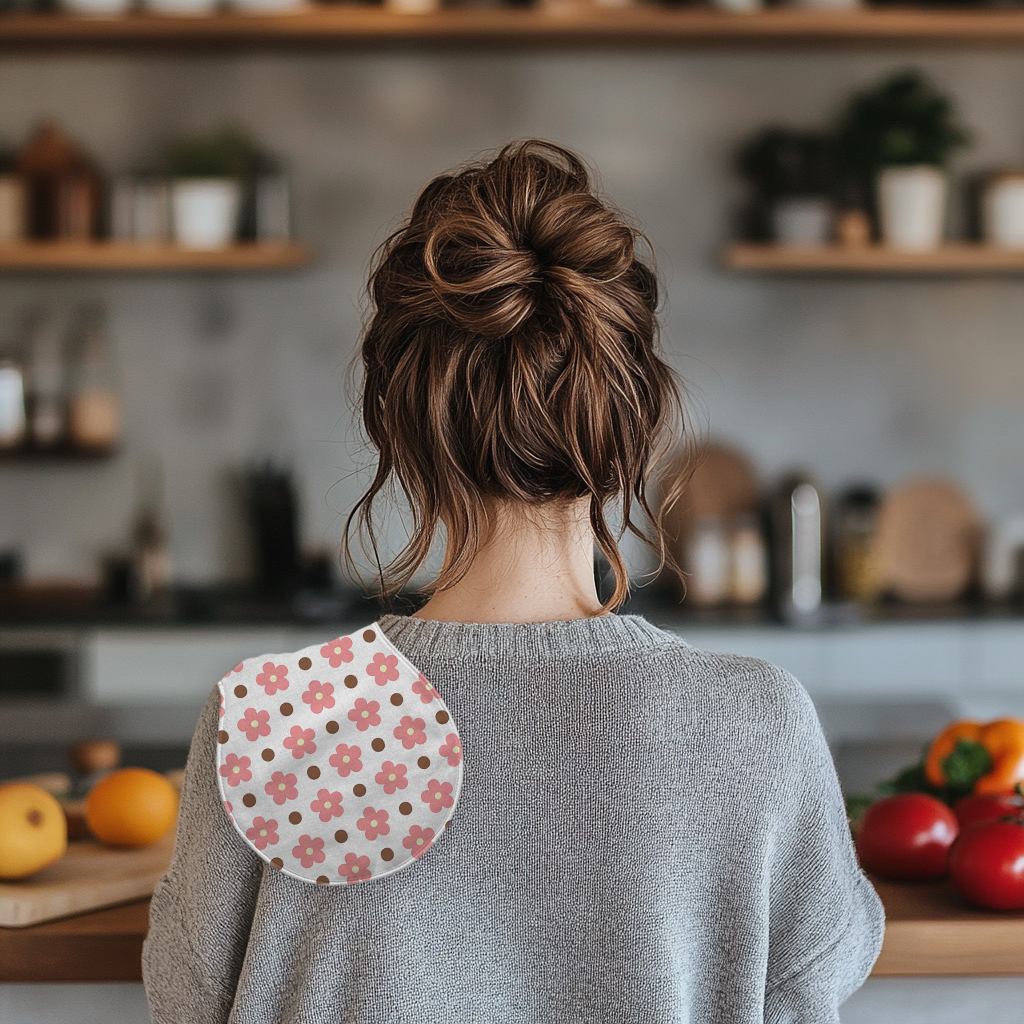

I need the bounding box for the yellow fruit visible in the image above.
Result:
[85,767,179,848]
[0,783,68,880]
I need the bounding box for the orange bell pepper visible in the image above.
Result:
[925,718,1024,795]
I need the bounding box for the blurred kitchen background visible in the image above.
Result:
[6,13,1024,1018]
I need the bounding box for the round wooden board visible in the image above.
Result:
[874,477,981,602]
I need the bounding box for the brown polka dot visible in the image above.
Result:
[288,811,302,825]
[344,675,358,689]
[399,802,412,816]
[298,657,312,670]
[390,693,403,706]
[234,684,247,698]
[353,783,366,797]
[417,756,431,770]
[242,793,256,807]
[280,703,293,716]
[271,857,283,869]
[444,820,451,829]
[335,829,348,843]
[306,765,320,780]
[371,737,385,752]
[261,748,275,761]
[435,710,449,724]
[381,848,394,862]
[316,875,329,884]
[362,629,376,642]
[326,720,339,734]
[218,730,229,744]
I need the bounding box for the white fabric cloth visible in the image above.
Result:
[215,621,463,886]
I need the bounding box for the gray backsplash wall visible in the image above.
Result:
[2,47,1024,585]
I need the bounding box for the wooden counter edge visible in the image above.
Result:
[0,898,150,982]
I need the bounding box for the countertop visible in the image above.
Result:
[2,878,1022,982]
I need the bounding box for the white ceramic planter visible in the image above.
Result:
[143,0,218,14]
[61,0,133,14]
[771,197,832,247]
[983,174,1024,249]
[171,179,242,250]
[877,165,948,251]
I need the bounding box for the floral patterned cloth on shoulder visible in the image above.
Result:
[216,622,463,886]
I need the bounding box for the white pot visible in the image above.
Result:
[983,174,1024,249]
[231,0,305,11]
[171,179,241,250]
[144,0,218,14]
[61,0,133,14]
[877,165,948,251]
[771,197,832,247]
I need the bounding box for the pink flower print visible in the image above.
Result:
[394,715,427,750]
[422,779,455,813]
[310,788,344,822]
[403,824,436,859]
[340,852,371,883]
[329,743,362,777]
[283,725,316,759]
[356,806,390,841]
[348,698,381,732]
[246,816,279,850]
[224,800,234,822]
[219,693,225,717]
[265,770,298,804]
[321,637,354,667]
[292,834,326,869]
[411,674,436,704]
[256,662,289,696]
[220,753,252,788]
[439,733,463,767]
[375,761,408,795]
[232,662,244,673]
[367,652,400,687]
[301,680,335,714]
[237,707,271,742]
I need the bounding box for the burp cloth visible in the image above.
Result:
[215,622,463,886]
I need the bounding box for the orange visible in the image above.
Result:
[85,767,178,848]
[0,783,68,879]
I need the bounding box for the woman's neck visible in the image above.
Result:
[410,497,612,624]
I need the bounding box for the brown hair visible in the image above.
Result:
[343,139,692,614]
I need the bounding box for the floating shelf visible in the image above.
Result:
[0,241,309,272]
[4,7,1024,49]
[726,242,1024,275]
[0,444,118,463]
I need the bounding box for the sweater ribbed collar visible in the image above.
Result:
[376,611,678,661]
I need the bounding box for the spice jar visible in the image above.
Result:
[730,515,768,605]
[68,306,120,451]
[25,314,66,448]
[835,485,882,602]
[685,515,731,606]
[983,171,1024,249]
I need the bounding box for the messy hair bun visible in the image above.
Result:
[344,139,691,612]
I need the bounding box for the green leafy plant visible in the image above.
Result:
[167,126,261,180]
[835,68,970,178]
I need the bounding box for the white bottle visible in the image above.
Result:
[686,515,731,606]
[0,359,26,449]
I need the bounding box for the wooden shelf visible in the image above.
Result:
[5,6,1024,50]
[871,874,1024,976]
[0,240,309,271]
[726,242,1024,275]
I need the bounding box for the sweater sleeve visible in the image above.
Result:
[762,669,886,1024]
[142,685,264,1024]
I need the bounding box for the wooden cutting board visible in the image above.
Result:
[0,829,174,929]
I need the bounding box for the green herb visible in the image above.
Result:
[835,68,970,176]
[167,126,261,180]
[940,738,993,791]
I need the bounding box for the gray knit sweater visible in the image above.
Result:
[142,612,884,1024]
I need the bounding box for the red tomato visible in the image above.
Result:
[953,794,1024,833]
[949,818,1024,910]
[856,793,959,880]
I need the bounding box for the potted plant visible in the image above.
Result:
[735,128,836,246]
[835,69,970,251]
[167,127,258,250]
